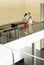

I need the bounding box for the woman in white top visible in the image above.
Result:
[28,16,33,33]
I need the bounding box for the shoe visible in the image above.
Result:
[29,32,32,34]
[24,32,28,35]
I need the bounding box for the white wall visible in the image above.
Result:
[0,0,25,25]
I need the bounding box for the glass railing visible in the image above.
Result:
[32,22,44,32]
[0,22,44,44]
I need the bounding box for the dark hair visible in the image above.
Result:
[29,16,32,18]
[24,13,27,17]
[28,12,30,14]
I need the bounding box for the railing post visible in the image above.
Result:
[12,50,15,65]
[18,27,20,38]
[32,43,36,65]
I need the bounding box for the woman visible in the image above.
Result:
[28,16,33,33]
[23,13,28,34]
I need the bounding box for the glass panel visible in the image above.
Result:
[0,22,44,44]
[41,22,44,30]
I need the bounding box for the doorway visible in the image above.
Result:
[40,3,44,29]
